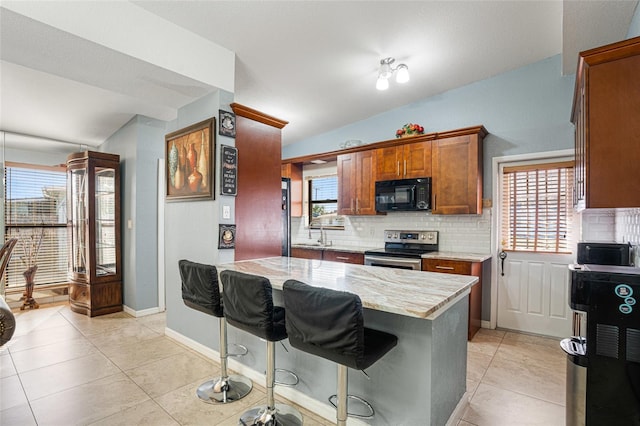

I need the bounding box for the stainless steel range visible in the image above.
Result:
[364,230,439,271]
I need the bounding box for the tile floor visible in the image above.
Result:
[1,303,567,425]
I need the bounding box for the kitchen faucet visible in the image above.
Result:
[308,222,331,246]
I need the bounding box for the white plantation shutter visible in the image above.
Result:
[4,162,68,288]
[501,161,574,253]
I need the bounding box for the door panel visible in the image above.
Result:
[498,252,572,337]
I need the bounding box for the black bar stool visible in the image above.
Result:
[220,270,303,426]
[282,279,398,426]
[179,260,252,403]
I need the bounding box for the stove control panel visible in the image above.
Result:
[383,230,438,245]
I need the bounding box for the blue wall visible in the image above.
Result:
[629,3,640,38]
[283,54,576,198]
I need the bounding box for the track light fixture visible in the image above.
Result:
[376,57,410,90]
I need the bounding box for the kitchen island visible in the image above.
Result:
[215,256,478,425]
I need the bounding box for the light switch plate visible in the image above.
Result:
[223,205,231,219]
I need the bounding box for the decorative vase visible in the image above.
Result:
[187,143,197,172]
[174,164,184,190]
[21,265,39,310]
[168,142,178,186]
[198,138,208,189]
[188,169,203,192]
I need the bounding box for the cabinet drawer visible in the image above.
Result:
[323,250,364,265]
[423,259,472,275]
[291,247,323,260]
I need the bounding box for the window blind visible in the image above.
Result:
[501,161,574,253]
[4,163,68,289]
[308,176,342,228]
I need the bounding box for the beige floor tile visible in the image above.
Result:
[20,351,121,401]
[0,374,29,411]
[0,402,37,426]
[125,350,218,398]
[458,420,477,426]
[502,331,562,350]
[482,355,566,405]
[155,376,266,425]
[87,322,162,355]
[107,335,189,370]
[88,398,179,426]
[468,332,503,357]
[10,337,98,373]
[467,350,493,382]
[10,307,70,337]
[6,321,84,353]
[136,312,167,334]
[30,372,150,426]
[463,383,564,426]
[0,352,17,378]
[477,328,507,339]
[493,339,565,373]
[64,313,138,337]
[467,378,480,395]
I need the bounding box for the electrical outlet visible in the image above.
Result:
[223,205,231,219]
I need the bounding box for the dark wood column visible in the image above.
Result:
[231,103,288,261]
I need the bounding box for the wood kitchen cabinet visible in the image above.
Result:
[291,247,364,264]
[423,258,484,340]
[432,130,485,215]
[281,162,303,217]
[291,247,322,260]
[322,250,364,265]
[337,150,377,215]
[571,36,640,210]
[376,140,432,180]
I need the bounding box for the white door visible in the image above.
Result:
[497,251,573,337]
[495,154,577,338]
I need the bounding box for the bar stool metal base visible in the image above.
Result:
[196,374,253,404]
[239,403,303,426]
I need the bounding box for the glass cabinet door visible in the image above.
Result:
[68,167,87,275]
[95,167,116,276]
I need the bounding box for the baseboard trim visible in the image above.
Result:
[122,305,163,318]
[481,320,492,329]
[164,327,368,425]
[445,390,471,425]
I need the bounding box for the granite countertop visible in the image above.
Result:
[217,256,478,319]
[292,243,492,262]
[422,251,492,262]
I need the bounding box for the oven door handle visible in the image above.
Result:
[365,255,422,269]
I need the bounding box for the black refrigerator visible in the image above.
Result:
[281,178,291,257]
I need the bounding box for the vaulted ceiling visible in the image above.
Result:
[0,1,637,152]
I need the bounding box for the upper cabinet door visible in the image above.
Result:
[375,146,403,180]
[403,141,432,179]
[337,150,377,215]
[432,134,482,215]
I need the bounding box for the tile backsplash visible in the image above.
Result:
[579,208,640,266]
[292,209,492,253]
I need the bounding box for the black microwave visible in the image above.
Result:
[576,242,632,266]
[375,178,431,212]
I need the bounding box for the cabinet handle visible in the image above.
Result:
[356,199,359,213]
[435,266,455,270]
[336,256,350,260]
[351,199,355,213]
[397,161,400,176]
[404,160,407,176]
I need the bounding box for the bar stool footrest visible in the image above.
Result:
[228,343,249,357]
[328,394,375,419]
[274,368,299,387]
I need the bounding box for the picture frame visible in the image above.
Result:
[165,118,215,201]
[218,224,236,249]
[219,109,236,138]
[220,145,238,196]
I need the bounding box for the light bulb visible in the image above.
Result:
[376,76,389,91]
[396,64,410,84]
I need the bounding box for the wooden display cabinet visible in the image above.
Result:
[67,151,122,317]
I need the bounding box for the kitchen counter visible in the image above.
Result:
[292,243,492,263]
[217,256,477,319]
[212,256,473,425]
[422,251,492,262]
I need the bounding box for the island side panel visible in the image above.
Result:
[430,296,469,426]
